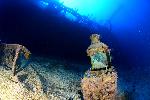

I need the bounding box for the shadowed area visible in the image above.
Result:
[0,0,128,66]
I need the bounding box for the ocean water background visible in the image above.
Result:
[0,0,150,99]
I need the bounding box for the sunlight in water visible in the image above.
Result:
[59,0,121,22]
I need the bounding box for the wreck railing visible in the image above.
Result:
[0,43,31,76]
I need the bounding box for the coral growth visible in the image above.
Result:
[81,68,117,100]
[86,34,110,70]
[81,34,118,100]
[87,34,108,56]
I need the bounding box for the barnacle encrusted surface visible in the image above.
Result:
[81,67,118,100]
[86,34,109,70]
[81,34,118,100]
[87,34,108,57]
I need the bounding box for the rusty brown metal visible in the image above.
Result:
[0,43,31,76]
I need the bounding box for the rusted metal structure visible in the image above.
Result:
[0,43,31,76]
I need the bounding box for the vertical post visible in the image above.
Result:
[12,45,21,76]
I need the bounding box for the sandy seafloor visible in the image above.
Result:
[0,55,150,100]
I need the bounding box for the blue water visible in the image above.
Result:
[0,0,150,99]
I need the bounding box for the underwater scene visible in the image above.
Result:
[0,0,150,100]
